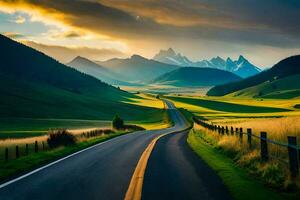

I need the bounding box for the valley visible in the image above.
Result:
[0,33,299,200]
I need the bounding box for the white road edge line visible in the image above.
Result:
[0,132,136,189]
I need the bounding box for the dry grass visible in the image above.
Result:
[193,123,300,190]
[215,117,300,144]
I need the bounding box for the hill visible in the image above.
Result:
[0,34,161,120]
[151,67,241,87]
[228,74,300,99]
[207,55,300,97]
[153,48,261,78]
[67,56,134,86]
[99,55,178,82]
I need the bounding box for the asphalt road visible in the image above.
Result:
[0,100,189,200]
[142,130,232,200]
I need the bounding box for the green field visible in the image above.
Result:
[166,95,300,120]
[0,92,168,139]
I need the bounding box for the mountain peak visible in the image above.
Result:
[131,54,146,60]
[238,55,247,62]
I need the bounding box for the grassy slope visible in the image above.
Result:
[188,129,283,200]
[228,74,300,99]
[0,78,167,138]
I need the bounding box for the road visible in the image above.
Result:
[0,100,231,200]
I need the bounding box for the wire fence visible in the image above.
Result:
[193,116,300,178]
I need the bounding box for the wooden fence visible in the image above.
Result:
[193,116,300,178]
[2,140,48,163]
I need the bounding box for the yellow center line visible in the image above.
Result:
[124,133,167,200]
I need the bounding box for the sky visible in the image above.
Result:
[0,0,300,67]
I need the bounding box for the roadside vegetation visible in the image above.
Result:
[188,129,285,200]
[167,94,300,198]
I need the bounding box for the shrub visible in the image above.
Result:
[47,129,77,148]
[123,124,145,131]
[112,115,124,130]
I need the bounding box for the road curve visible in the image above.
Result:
[0,100,189,200]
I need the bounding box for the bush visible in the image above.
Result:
[112,115,124,130]
[47,129,77,148]
[123,124,145,131]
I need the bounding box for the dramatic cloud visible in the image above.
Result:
[24,41,127,63]
[0,0,299,66]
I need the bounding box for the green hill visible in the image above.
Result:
[229,74,300,99]
[207,55,300,97]
[151,67,241,87]
[0,34,162,121]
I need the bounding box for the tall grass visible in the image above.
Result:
[214,117,300,144]
[193,123,299,190]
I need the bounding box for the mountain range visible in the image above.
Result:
[207,55,300,98]
[96,55,179,82]
[67,56,135,86]
[153,48,261,78]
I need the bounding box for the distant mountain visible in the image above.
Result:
[153,48,193,66]
[207,55,300,97]
[67,56,134,86]
[0,34,153,120]
[153,48,261,78]
[151,67,241,87]
[99,54,178,82]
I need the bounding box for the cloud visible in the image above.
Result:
[14,15,25,24]
[0,0,299,49]
[2,32,25,39]
[0,0,300,67]
[23,40,127,63]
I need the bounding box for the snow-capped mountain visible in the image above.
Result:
[153,48,261,78]
[153,48,194,66]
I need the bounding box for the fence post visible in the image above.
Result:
[5,148,8,162]
[231,126,234,135]
[260,132,269,162]
[287,136,299,178]
[218,126,221,134]
[221,126,225,135]
[235,128,239,136]
[35,141,38,153]
[16,145,19,158]
[239,128,243,144]
[26,144,29,155]
[225,126,229,135]
[247,128,252,149]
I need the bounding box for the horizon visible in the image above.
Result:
[1,1,300,68]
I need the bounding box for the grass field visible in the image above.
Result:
[0,93,168,140]
[166,95,300,119]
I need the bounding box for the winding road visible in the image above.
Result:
[0,100,231,200]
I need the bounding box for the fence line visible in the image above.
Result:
[193,116,300,178]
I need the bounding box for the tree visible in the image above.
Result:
[112,114,124,130]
